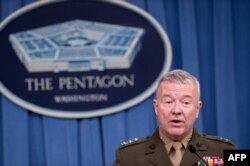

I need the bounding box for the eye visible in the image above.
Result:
[182,101,191,106]
[163,99,173,104]
[162,97,174,104]
[166,101,173,104]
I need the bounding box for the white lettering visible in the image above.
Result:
[59,77,86,90]
[228,154,247,161]
[54,94,108,103]
[25,78,53,91]
[58,74,135,90]
[235,154,240,161]
[228,154,235,161]
[241,154,246,161]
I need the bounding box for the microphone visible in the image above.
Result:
[188,145,208,166]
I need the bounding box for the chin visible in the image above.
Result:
[169,130,184,138]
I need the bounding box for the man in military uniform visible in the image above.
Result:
[113,69,236,166]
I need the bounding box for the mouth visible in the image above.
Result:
[172,119,182,122]
[169,119,184,126]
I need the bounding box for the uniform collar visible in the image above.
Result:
[144,129,172,166]
[188,129,208,151]
[144,128,209,166]
[159,129,193,153]
[180,129,208,166]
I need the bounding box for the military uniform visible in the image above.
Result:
[113,128,236,166]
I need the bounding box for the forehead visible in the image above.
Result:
[157,81,197,97]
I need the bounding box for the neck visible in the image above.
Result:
[159,128,193,143]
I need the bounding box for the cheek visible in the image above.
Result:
[185,110,198,123]
[186,105,200,119]
[157,106,171,120]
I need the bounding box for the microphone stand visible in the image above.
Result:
[188,145,209,166]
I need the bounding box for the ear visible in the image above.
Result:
[196,101,202,118]
[153,99,158,115]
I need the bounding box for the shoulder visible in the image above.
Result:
[114,136,157,165]
[117,136,150,151]
[200,133,237,148]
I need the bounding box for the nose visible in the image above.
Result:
[172,102,182,115]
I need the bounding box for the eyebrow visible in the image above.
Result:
[161,94,193,99]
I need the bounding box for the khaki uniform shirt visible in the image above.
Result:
[159,129,192,154]
[113,128,236,166]
[159,129,193,165]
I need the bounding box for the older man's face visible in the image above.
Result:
[153,81,202,140]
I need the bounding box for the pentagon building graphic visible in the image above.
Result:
[9,20,145,72]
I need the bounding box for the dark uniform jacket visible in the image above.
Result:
[113,128,236,166]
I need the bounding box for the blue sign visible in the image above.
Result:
[0,0,172,118]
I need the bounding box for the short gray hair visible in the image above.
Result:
[156,69,201,99]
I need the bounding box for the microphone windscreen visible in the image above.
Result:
[188,145,196,153]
